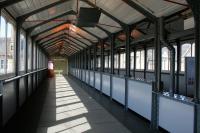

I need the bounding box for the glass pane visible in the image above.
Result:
[181,43,192,71]
[147,49,154,70]
[28,38,32,70]
[162,47,170,71]
[114,54,118,69]
[130,52,134,69]
[136,51,141,69]
[0,16,6,75]
[19,33,26,71]
[120,53,125,69]
[7,23,15,73]
[141,50,145,69]
[192,43,195,57]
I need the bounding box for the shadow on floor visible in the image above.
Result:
[3,75,133,133]
[68,75,164,133]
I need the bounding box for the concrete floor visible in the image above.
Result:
[3,75,158,133]
[36,75,131,133]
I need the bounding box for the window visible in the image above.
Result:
[33,43,36,70]
[0,15,16,75]
[1,60,4,69]
[130,52,134,69]
[0,16,6,74]
[19,33,26,72]
[97,56,101,68]
[136,50,145,70]
[7,23,15,73]
[105,56,108,68]
[147,49,155,70]
[162,47,170,71]
[120,53,126,69]
[114,54,119,69]
[181,43,195,71]
[28,38,32,70]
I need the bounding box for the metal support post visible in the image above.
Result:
[186,1,200,133]
[151,19,161,130]
[100,40,104,93]
[125,26,131,110]
[110,34,115,100]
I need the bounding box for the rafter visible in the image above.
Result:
[65,33,90,47]
[96,25,111,36]
[40,33,86,49]
[42,37,83,51]
[27,10,76,33]
[0,0,23,9]
[17,0,71,23]
[121,0,156,22]
[32,21,70,38]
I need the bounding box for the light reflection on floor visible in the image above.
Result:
[37,75,131,133]
[50,75,90,132]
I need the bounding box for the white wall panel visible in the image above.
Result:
[102,74,110,96]
[90,71,94,87]
[95,72,101,90]
[159,96,194,133]
[112,76,125,105]
[128,80,152,120]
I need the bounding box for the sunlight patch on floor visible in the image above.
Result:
[47,117,91,133]
[47,75,91,132]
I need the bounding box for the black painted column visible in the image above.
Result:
[110,34,115,100]
[25,32,29,98]
[133,47,136,78]
[144,46,147,79]
[31,38,34,93]
[15,21,22,110]
[186,1,200,133]
[151,19,161,130]
[125,26,131,110]
[118,52,120,75]
[100,40,104,93]
[176,39,181,94]
[94,44,97,71]
[93,44,97,87]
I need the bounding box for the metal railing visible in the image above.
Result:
[2,68,47,84]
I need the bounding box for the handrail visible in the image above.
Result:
[2,68,47,84]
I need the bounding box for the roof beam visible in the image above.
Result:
[45,40,80,54]
[32,21,70,38]
[81,0,125,27]
[0,0,23,9]
[96,25,111,36]
[27,10,76,33]
[40,33,86,49]
[39,32,89,48]
[42,37,83,51]
[36,29,67,43]
[63,39,85,50]
[121,0,156,21]
[41,36,65,46]
[79,27,101,39]
[17,0,71,23]
[44,39,81,51]
[65,33,89,47]
[67,30,96,44]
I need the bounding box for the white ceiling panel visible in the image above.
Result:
[132,0,186,17]
[83,27,108,39]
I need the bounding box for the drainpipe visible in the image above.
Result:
[159,17,176,95]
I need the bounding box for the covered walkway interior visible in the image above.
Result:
[3,75,151,133]
[1,0,200,133]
